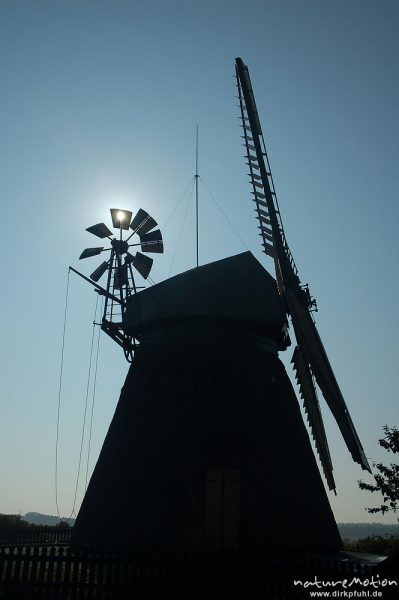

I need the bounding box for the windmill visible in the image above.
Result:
[235,57,371,491]
[72,207,163,360]
[71,60,370,553]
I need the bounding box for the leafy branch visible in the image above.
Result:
[358,425,399,518]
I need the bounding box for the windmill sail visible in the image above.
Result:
[235,57,371,486]
[292,345,335,492]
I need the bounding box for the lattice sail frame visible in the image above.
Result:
[235,57,371,491]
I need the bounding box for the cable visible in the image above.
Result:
[199,177,250,251]
[67,294,99,520]
[84,297,103,492]
[55,268,71,520]
[162,176,195,231]
[167,179,195,277]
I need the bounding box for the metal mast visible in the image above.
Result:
[235,57,371,491]
[195,124,199,267]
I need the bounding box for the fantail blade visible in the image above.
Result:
[79,247,104,259]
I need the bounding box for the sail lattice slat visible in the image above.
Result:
[292,346,336,492]
[235,69,299,284]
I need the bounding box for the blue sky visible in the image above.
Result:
[0,0,398,524]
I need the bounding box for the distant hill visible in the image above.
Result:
[24,512,76,526]
[338,522,399,540]
[18,514,399,538]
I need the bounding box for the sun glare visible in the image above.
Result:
[117,210,125,221]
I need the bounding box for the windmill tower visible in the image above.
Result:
[71,59,370,553]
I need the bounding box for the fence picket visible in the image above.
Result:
[0,544,395,599]
[0,526,72,547]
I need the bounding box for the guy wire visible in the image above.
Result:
[84,296,103,492]
[167,179,195,277]
[68,294,99,520]
[55,268,71,520]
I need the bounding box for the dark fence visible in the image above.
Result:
[0,527,72,546]
[1,545,396,600]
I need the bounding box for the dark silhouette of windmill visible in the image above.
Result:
[71,59,370,553]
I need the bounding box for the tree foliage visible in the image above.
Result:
[343,534,399,555]
[0,514,30,528]
[358,425,399,518]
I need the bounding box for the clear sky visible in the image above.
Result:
[0,0,398,525]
